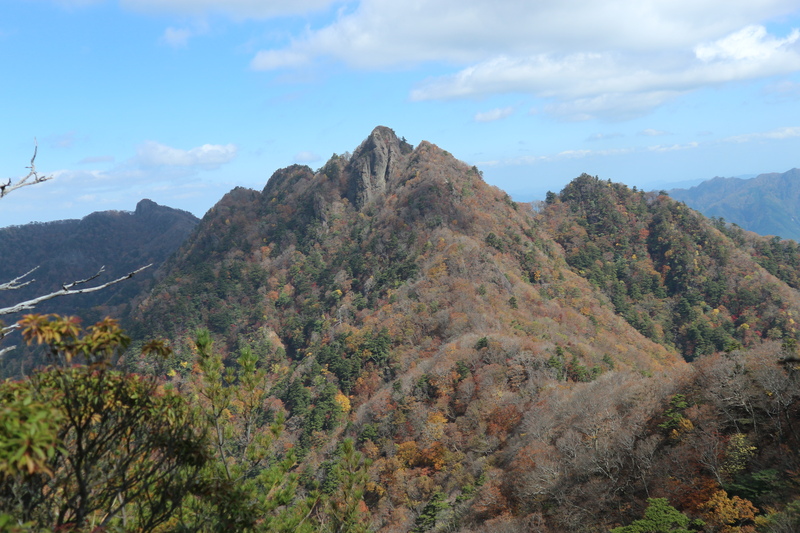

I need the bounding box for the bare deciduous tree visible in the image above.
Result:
[0,144,150,355]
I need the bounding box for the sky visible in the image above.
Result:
[2,0,800,227]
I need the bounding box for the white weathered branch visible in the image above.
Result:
[0,266,39,292]
[1,140,52,199]
[0,264,152,316]
[0,146,149,358]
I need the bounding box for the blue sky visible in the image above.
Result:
[2,0,800,226]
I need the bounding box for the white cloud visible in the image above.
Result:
[647,142,699,152]
[478,146,635,167]
[695,25,800,62]
[293,151,321,163]
[161,27,193,48]
[474,107,514,123]
[541,90,686,121]
[251,0,799,69]
[46,0,800,121]
[159,20,209,48]
[135,141,237,169]
[120,0,337,18]
[586,133,624,141]
[724,126,800,142]
[252,50,312,70]
[639,129,671,136]
[247,1,800,119]
[407,22,800,119]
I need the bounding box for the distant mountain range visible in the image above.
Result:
[0,199,198,340]
[669,168,800,241]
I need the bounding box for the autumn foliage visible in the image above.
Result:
[7,128,800,531]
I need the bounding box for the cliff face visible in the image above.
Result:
[346,126,408,207]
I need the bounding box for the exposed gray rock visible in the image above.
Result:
[347,126,406,208]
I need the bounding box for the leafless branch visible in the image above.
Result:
[1,140,52,199]
[0,146,150,358]
[0,266,39,292]
[0,264,152,317]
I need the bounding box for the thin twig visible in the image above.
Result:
[1,140,52,199]
[0,266,39,292]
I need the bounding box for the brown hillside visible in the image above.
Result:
[125,127,800,532]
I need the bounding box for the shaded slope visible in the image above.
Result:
[670,168,800,241]
[0,199,198,321]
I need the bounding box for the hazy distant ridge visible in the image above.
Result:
[669,168,800,241]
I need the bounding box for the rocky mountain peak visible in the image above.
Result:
[134,198,159,216]
[347,126,408,208]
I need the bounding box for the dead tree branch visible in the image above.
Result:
[0,264,152,317]
[1,140,52,198]
[0,266,39,292]
[0,264,152,353]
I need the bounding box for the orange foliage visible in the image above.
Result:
[396,441,419,468]
[473,475,511,520]
[672,476,719,514]
[486,404,522,439]
[701,490,758,533]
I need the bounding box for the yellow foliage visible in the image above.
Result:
[396,441,419,468]
[334,392,351,413]
[723,433,757,477]
[701,489,757,533]
[427,261,448,279]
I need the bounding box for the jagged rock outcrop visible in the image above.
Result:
[347,126,407,207]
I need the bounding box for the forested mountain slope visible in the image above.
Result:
[115,127,800,532]
[0,199,198,319]
[545,175,800,360]
[669,168,800,241]
[0,200,198,375]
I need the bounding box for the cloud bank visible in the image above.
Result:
[246,0,800,119]
[134,141,237,170]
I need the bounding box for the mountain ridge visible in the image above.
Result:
[7,127,800,531]
[0,199,199,375]
[126,127,707,531]
[669,168,800,241]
